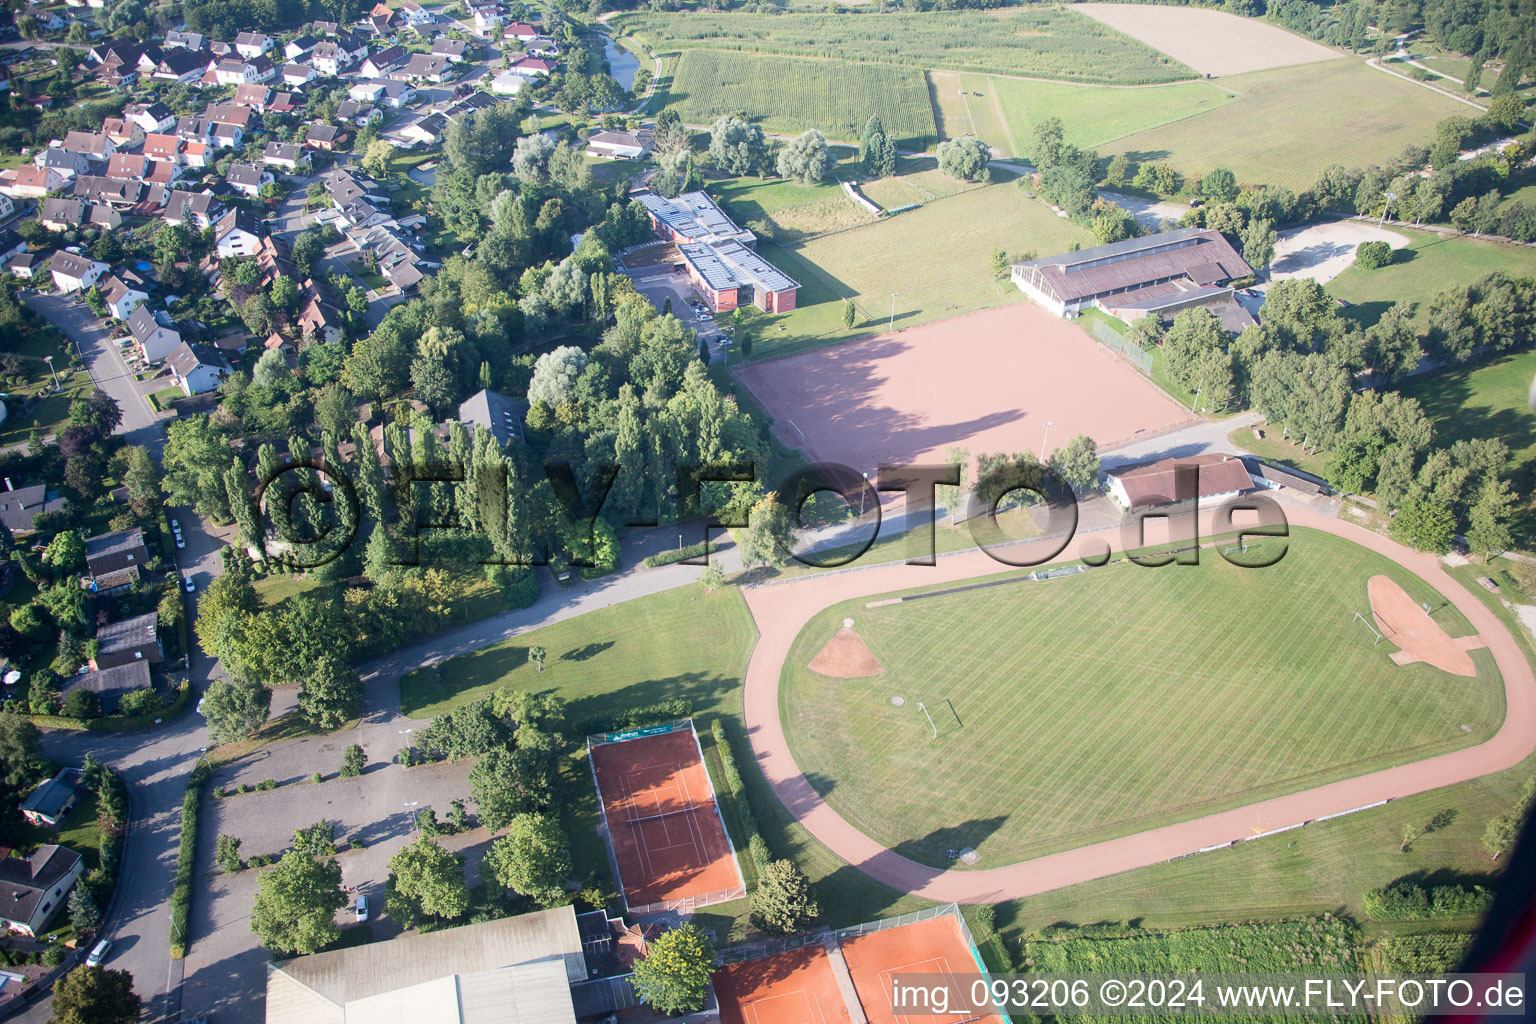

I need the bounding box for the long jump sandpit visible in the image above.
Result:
[734,304,1194,476]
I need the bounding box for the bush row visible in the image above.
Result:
[642,542,711,568]
[170,761,211,957]
[571,699,692,738]
[1361,883,1493,922]
[711,719,771,875]
[1377,932,1473,973]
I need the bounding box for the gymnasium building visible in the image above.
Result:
[635,190,799,314]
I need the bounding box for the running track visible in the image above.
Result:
[740,502,1536,902]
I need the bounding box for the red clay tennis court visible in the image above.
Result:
[841,915,1006,1024]
[588,722,745,913]
[715,946,854,1024]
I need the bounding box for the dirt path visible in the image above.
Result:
[739,500,1536,902]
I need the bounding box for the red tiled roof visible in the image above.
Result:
[1109,454,1254,507]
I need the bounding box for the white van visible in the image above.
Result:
[86,939,111,967]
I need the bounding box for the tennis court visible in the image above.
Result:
[715,946,854,1024]
[588,723,745,913]
[841,915,1005,1024]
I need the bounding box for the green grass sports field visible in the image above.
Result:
[780,529,1502,868]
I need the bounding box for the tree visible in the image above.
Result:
[42,530,85,573]
[1400,821,1425,852]
[527,345,588,408]
[296,654,363,731]
[512,134,557,184]
[1104,153,1132,187]
[469,743,558,830]
[1049,434,1101,492]
[1161,308,1227,390]
[483,812,571,907]
[936,136,990,181]
[361,139,395,178]
[200,677,272,744]
[387,838,469,921]
[340,743,366,777]
[859,114,897,178]
[1242,217,1278,274]
[252,347,289,390]
[749,859,819,934]
[68,887,100,934]
[707,116,767,176]
[1200,167,1239,203]
[1355,240,1394,269]
[1391,497,1457,554]
[1364,301,1421,384]
[738,492,795,569]
[1467,477,1516,558]
[249,850,346,956]
[632,922,716,1015]
[776,129,833,186]
[49,966,140,1024]
[216,833,244,873]
[528,644,546,671]
[842,298,857,331]
[0,715,42,787]
[162,416,233,522]
[989,249,1010,279]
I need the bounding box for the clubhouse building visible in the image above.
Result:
[1012,227,1253,324]
[636,191,799,314]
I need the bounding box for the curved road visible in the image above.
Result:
[739,500,1536,902]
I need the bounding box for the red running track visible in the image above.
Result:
[739,503,1536,902]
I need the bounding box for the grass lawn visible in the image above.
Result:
[740,182,1093,362]
[1227,424,1330,479]
[1101,60,1476,191]
[1328,228,1536,332]
[0,368,94,448]
[660,49,937,147]
[1397,349,1536,482]
[707,167,876,241]
[998,554,1536,937]
[989,75,1239,154]
[618,8,1194,84]
[781,528,1500,868]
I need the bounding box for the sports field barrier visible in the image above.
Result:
[718,902,981,965]
[1091,318,1154,374]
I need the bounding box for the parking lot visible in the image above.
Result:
[623,263,734,359]
[181,742,482,1024]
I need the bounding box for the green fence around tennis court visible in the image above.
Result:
[1092,318,1154,374]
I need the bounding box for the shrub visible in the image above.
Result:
[212,786,226,799]
[572,699,692,737]
[643,542,711,568]
[311,771,323,784]
[257,778,278,790]
[1355,240,1394,269]
[1362,882,1494,921]
[340,744,365,776]
[170,766,209,957]
[396,746,416,767]
[216,834,243,873]
[40,946,67,968]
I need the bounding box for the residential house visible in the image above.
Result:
[166,341,231,395]
[398,1,435,24]
[503,21,538,41]
[489,71,524,95]
[525,35,559,58]
[311,19,340,35]
[298,281,342,344]
[210,122,245,150]
[48,251,108,293]
[39,197,85,232]
[336,100,381,126]
[89,40,144,68]
[143,133,182,163]
[269,90,302,114]
[213,207,263,258]
[472,6,503,33]
[149,47,210,86]
[4,165,64,198]
[281,62,317,87]
[61,661,151,714]
[360,45,405,78]
[183,141,211,169]
[303,123,348,151]
[73,176,142,208]
[91,611,162,670]
[0,480,64,536]
[205,102,256,132]
[400,52,450,82]
[34,146,90,181]
[101,117,144,149]
[284,34,318,61]
[19,773,75,828]
[398,111,447,145]
[126,101,177,134]
[99,274,148,319]
[127,304,183,362]
[0,228,22,260]
[163,29,204,50]
[0,195,14,225]
[208,57,261,86]
[234,31,273,58]
[83,526,149,590]
[507,55,555,78]
[587,129,653,160]
[163,190,224,229]
[61,130,116,163]
[232,83,273,109]
[431,37,467,62]
[348,79,387,103]
[263,142,303,170]
[7,252,39,278]
[457,388,526,446]
[0,845,83,936]
[105,152,148,181]
[226,162,273,198]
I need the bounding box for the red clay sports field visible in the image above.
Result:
[714,909,1003,1024]
[588,722,745,914]
[734,304,1193,476]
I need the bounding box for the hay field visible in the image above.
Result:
[1100,60,1476,190]
[1075,3,1344,76]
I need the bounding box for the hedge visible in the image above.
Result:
[170,761,211,957]
[711,719,771,874]
[27,680,194,733]
[1361,882,1493,922]
[571,699,692,737]
[643,541,710,568]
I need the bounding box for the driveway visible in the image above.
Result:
[626,264,729,357]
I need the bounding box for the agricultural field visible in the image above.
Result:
[780,530,1502,867]
[617,8,1194,83]
[740,182,1092,360]
[1074,2,1344,76]
[661,49,937,146]
[1327,228,1536,332]
[1100,60,1475,191]
[988,75,1240,153]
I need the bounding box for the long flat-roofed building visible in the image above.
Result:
[677,239,799,314]
[1011,227,1252,318]
[636,190,754,247]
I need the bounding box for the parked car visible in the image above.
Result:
[86,939,111,967]
[169,518,180,530]
[174,533,185,549]
[183,574,195,593]
[355,895,369,922]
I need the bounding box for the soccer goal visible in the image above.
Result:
[1352,611,1385,645]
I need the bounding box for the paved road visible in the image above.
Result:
[737,495,1536,902]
